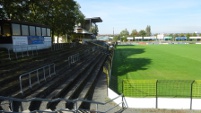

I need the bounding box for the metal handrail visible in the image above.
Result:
[77,94,126,113]
[19,63,56,95]
[10,45,38,59]
[68,53,80,66]
[0,94,125,113]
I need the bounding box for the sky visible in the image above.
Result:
[75,0,201,35]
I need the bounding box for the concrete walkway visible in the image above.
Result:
[90,72,122,113]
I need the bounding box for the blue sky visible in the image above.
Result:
[75,0,201,35]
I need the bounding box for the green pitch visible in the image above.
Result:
[111,44,201,97]
[112,44,201,80]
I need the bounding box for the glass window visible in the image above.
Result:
[2,23,11,36]
[12,24,21,36]
[47,28,50,36]
[36,27,41,36]
[42,28,46,36]
[29,26,35,36]
[22,25,29,36]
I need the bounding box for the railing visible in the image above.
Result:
[19,63,56,95]
[78,94,126,113]
[0,94,126,113]
[51,43,65,50]
[68,53,80,66]
[7,45,38,60]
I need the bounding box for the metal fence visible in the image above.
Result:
[19,63,56,95]
[121,79,201,98]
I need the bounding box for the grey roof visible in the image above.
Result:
[85,17,103,23]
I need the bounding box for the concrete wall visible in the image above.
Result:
[108,88,201,110]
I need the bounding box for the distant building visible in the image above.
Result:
[127,37,134,41]
[74,17,102,43]
[157,34,164,40]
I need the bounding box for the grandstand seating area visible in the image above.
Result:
[0,41,111,112]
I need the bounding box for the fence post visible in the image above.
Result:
[122,95,124,108]
[122,80,124,98]
[19,76,23,94]
[96,104,98,113]
[37,69,40,84]
[74,100,78,113]
[29,73,32,89]
[49,65,51,77]
[7,48,11,60]
[9,99,13,111]
[156,80,158,109]
[190,80,195,110]
[43,67,46,81]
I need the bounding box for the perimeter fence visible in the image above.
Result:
[109,77,201,98]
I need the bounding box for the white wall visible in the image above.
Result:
[108,88,201,110]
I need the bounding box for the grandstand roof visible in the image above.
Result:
[85,17,103,23]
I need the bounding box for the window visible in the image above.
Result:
[22,25,29,36]
[12,24,21,36]
[42,28,46,36]
[36,27,41,36]
[29,26,35,36]
[3,23,11,36]
[47,28,50,36]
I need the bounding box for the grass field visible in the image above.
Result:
[111,44,201,97]
[112,44,201,80]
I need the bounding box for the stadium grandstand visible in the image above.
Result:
[0,17,126,113]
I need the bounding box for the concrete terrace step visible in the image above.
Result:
[77,54,108,110]
[0,44,90,97]
[17,52,100,112]
[0,43,109,112]
[49,53,104,110]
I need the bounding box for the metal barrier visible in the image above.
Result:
[19,63,56,95]
[13,45,38,58]
[51,43,71,50]
[0,94,126,113]
[68,53,80,66]
[7,45,38,60]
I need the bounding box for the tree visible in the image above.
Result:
[186,33,191,41]
[145,25,151,36]
[139,30,146,37]
[168,34,173,41]
[131,29,138,37]
[113,35,120,42]
[192,32,197,36]
[0,0,85,40]
[120,28,129,37]
[120,29,129,42]
[179,33,185,37]
[173,33,179,41]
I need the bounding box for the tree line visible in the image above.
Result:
[113,25,151,42]
[0,0,85,38]
[112,25,201,42]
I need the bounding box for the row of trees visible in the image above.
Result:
[112,25,201,42]
[0,0,85,38]
[114,25,151,41]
